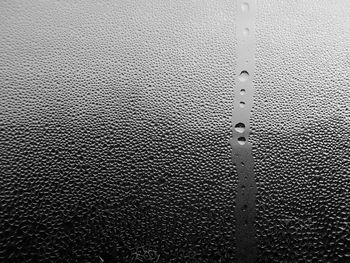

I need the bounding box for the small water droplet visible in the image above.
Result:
[239,101,246,108]
[235,122,245,133]
[241,2,249,12]
[238,71,249,82]
[238,137,246,145]
[240,89,246,95]
[243,28,250,37]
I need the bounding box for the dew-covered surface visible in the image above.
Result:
[0,0,238,262]
[252,1,350,262]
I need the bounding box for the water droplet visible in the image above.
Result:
[240,89,246,95]
[239,101,246,108]
[243,28,250,37]
[235,122,245,133]
[241,2,249,12]
[238,71,249,82]
[238,137,246,145]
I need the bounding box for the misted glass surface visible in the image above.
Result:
[0,1,349,263]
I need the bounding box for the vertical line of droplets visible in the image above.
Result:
[231,0,257,262]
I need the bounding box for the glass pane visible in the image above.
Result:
[0,1,349,262]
